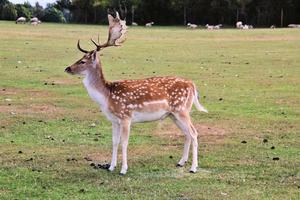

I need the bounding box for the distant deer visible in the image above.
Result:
[30,17,39,23]
[187,23,198,29]
[236,21,243,29]
[205,24,222,30]
[65,8,208,175]
[145,22,154,27]
[16,17,26,24]
[31,21,41,26]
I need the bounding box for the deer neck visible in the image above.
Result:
[83,61,109,108]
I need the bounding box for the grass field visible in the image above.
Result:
[0,21,299,199]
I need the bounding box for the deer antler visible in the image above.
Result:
[91,5,127,51]
[77,40,89,53]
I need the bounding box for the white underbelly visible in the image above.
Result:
[132,110,169,123]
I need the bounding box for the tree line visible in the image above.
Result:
[1,0,299,26]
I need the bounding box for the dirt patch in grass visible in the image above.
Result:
[155,121,227,144]
[0,88,51,97]
[196,124,226,142]
[275,98,300,106]
[0,104,65,116]
[47,78,79,86]
[0,87,67,117]
[0,189,10,196]
[84,152,111,162]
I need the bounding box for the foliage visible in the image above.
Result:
[0,0,9,18]
[55,0,72,10]
[42,6,66,23]
[58,0,300,26]
[15,4,31,19]
[33,2,45,19]
[1,3,17,20]
[0,0,300,26]
[0,0,8,8]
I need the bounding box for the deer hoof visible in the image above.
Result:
[108,166,115,172]
[119,171,127,175]
[189,167,197,173]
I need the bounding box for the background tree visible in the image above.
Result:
[0,0,9,19]
[1,0,300,26]
[92,0,110,23]
[15,4,31,18]
[72,0,95,23]
[1,2,17,20]
[170,0,189,25]
[236,0,253,22]
[42,4,66,23]
[33,2,45,19]
[55,0,72,22]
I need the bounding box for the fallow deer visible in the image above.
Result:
[145,22,154,27]
[16,17,26,24]
[187,23,198,29]
[65,8,208,175]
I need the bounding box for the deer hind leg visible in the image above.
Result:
[109,122,121,172]
[189,121,199,173]
[120,119,131,175]
[172,112,199,173]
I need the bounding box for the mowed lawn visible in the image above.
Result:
[0,21,299,199]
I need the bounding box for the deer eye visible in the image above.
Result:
[79,60,86,64]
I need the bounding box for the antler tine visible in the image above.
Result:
[91,38,109,51]
[91,38,99,47]
[77,40,89,53]
[91,38,100,51]
[90,33,103,51]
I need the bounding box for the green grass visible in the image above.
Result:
[0,21,299,199]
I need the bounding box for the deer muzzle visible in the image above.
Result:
[65,66,72,74]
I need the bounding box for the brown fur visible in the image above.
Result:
[107,76,195,118]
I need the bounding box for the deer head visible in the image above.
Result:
[65,6,127,75]
[65,49,99,75]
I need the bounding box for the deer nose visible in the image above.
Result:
[65,66,71,73]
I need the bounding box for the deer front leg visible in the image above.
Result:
[120,119,131,175]
[172,117,191,167]
[178,134,191,166]
[109,122,120,172]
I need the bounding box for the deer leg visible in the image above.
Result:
[189,122,199,173]
[171,116,191,167]
[109,122,120,172]
[173,112,199,173]
[120,119,131,175]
